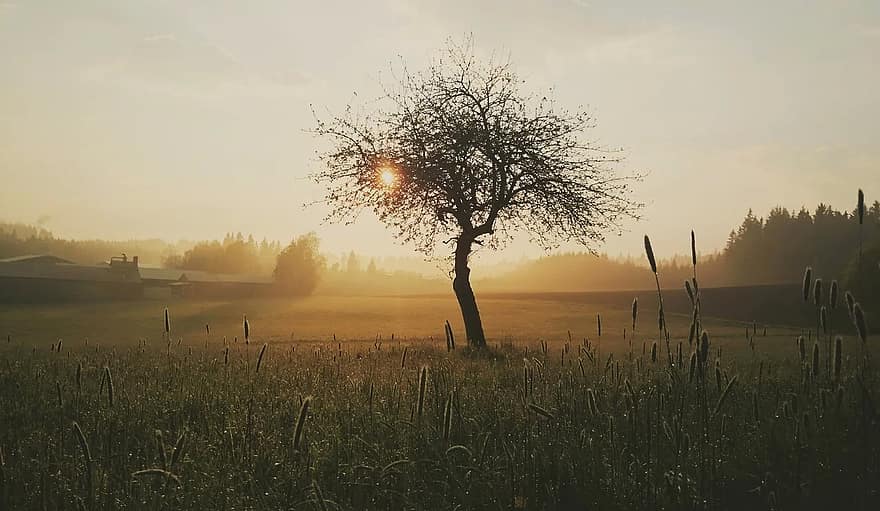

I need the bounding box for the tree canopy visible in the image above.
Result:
[273,232,326,296]
[313,41,641,345]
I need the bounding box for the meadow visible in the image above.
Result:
[1,284,878,510]
[0,287,804,349]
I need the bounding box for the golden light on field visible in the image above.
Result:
[377,166,398,188]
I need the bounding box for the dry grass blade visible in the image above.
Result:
[830,280,839,309]
[853,303,868,343]
[294,396,312,451]
[631,298,638,331]
[132,469,181,486]
[442,394,453,441]
[833,336,842,382]
[170,429,187,469]
[417,366,428,417]
[104,366,114,407]
[72,422,94,509]
[528,402,555,420]
[713,375,737,416]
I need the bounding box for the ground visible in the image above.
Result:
[1,292,804,353]
[0,292,877,510]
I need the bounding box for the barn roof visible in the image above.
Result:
[177,270,273,284]
[139,267,272,285]
[0,254,76,265]
[0,262,141,283]
[138,267,187,282]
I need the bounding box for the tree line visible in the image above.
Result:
[3,199,878,301]
[482,201,880,302]
[0,224,326,297]
[0,221,183,266]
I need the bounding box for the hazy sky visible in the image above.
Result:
[1,0,877,263]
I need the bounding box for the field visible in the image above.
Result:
[1,291,878,510]
[0,287,808,348]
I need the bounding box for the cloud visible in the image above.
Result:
[143,33,176,43]
[80,33,309,100]
[856,24,880,38]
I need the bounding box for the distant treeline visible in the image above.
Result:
[3,200,879,300]
[482,202,880,300]
[0,221,185,266]
[162,232,283,275]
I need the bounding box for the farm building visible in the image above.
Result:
[0,254,275,302]
[0,255,272,302]
[0,254,142,302]
[139,267,274,298]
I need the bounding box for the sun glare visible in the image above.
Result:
[378,167,397,188]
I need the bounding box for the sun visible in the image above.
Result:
[378,166,397,188]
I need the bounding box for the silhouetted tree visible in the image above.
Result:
[273,232,326,296]
[314,41,640,346]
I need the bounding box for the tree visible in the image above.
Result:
[166,240,261,274]
[313,41,640,347]
[345,251,361,274]
[273,232,326,296]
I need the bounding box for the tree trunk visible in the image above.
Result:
[452,236,487,348]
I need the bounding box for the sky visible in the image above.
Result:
[1,0,878,265]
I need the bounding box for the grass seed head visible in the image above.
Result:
[417,366,428,417]
[644,235,657,273]
[802,267,812,302]
[256,343,268,373]
[631,298,638,331]
[700,331,710,365]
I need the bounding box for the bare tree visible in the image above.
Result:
[313,41,640,347]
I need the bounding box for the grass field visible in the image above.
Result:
[0,291,803,350]
[0,290,877,509]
